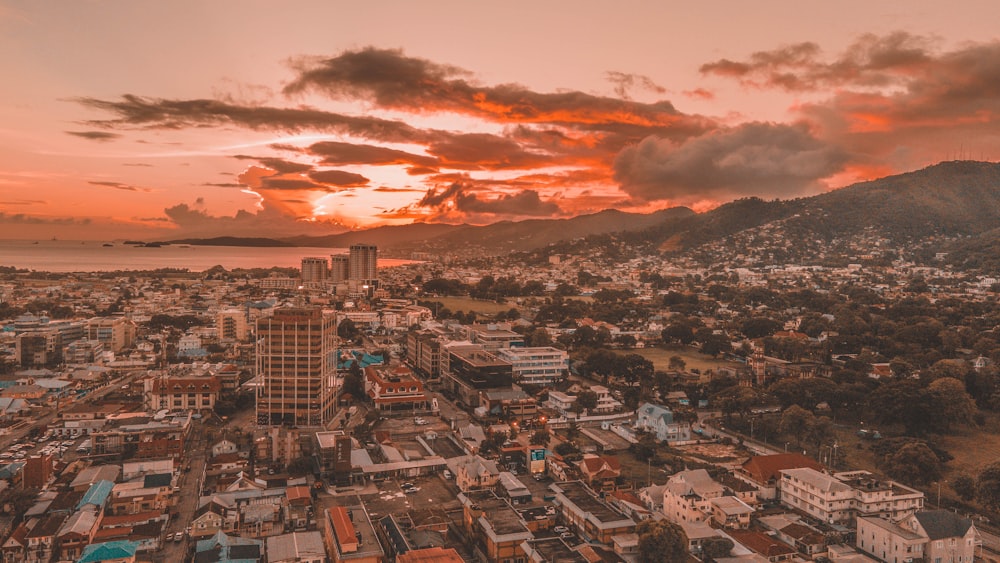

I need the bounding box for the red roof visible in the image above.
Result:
[330,507,357,551]
[286,485,312,505]
[741,453,823,483]
[397,547,465,563]
[729,530,796,557]
[152,377,221,394]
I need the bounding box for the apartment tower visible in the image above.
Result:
[348,244,378,281]
[330,255,350,283]
[256,307,338,428]
[300,257,329,283]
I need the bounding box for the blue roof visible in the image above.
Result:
[78,480,114,510]
[78,540,139,563]
[0,461,25,480]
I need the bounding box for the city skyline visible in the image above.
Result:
[2,1,1000,240]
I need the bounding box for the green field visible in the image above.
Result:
[621,345,742,374]
[423,296,517,316]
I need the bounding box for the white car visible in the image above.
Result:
[553,526,568,534]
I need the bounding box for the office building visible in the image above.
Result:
[256,308,338,428]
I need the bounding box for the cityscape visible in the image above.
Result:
[5,2,1000,563]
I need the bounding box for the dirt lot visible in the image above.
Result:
[674,442,747,464]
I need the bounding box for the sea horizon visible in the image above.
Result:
[0,239,417,273]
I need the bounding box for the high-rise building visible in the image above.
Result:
[330,255,350,283]
[348,244,378,281]
[301,257,329,282]
[256,307,338,428]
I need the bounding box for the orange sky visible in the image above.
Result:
[2,1,1000,240]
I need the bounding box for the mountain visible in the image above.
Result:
[163,161,1000,262]
[282,207,696,254]
[639,160,1000,253]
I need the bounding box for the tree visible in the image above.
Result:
[952,473,976,501]
[342,362,366,401]
[701,536,735,561]
[636,519,688,563]
[881,442,942,486]
[667,355,686,372]
[741,317,782,339]
[620,354,654,388]
[337,318,361,341]
[778,405,815,445]
[977,461,1000,510]
[287,456,315,477]
[530,429,551,447]
[575,390,598,414]
[927,377,977,430]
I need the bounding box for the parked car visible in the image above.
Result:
[553,526,568,534]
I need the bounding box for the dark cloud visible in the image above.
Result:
[75,94,433,143]
[233,155,313,174]
[283,48,709,135]
[123,163,153,167]
[372,186,424,193]
[614,122,849,202]
[453,189,562,216]
[0,199,46,205]
[700,33,934,91]
[307,169,370,187]
[0,213,91,225]
[416,180,562,221]
[427,133,552,170]
[88,180,150,192]
[406,166,439,176]
[65,130,121,141]
[305,141,438,167]
[258,177,332,191]
[203,182,245,188]
[163,202,345,238]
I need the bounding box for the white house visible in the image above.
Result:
[635,402,691,443]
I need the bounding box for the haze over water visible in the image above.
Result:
[0,240,413,273]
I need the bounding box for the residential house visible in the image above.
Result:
[635,402,691,443]
[56,509,100,561]
[193,531,263,563]
[856,510,977,563]
[663,469,725,525]
[23,513,65,563]
[454,456,501,492]
[576,454,621,491]
[77,540,139,563]
[735,453,823,501]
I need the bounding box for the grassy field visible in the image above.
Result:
[622,345,742,374]
[421,296,517,316]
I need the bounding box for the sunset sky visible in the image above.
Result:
[2,1,1000,240]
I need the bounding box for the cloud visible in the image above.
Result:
[75,94,433,144]
[0,212,91,225]
[88,180,151,192]
[305,140,438,167]
[163,201,346,238]
[427,133,553,170]
[233,155,313,174]
[605,71,667,100]
[700,33,934,91]
[65,130,122,142]
[416,180,562,222]
[307,169,370,187]
[614,122,849,202]
[202,182,245,188]
[283,48,711,134]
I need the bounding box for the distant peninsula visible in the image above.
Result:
[163,237,294,247]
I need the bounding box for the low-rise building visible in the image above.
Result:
[549,481,635,545]
[780,469,924,524]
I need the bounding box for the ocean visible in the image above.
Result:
[0,240,415,273]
